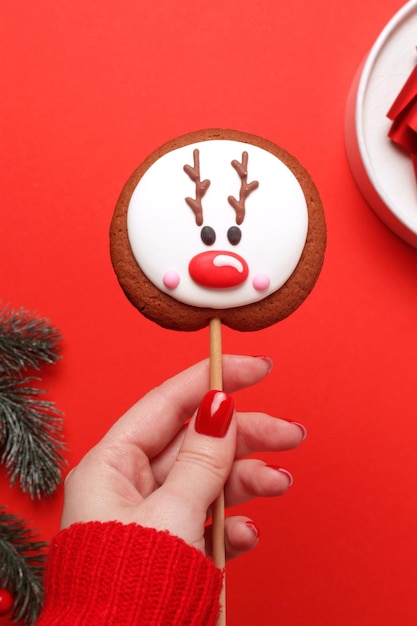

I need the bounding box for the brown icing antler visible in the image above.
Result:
[228,151,259,225]
[184,149,211,226]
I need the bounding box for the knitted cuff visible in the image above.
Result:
[37,521,223,625]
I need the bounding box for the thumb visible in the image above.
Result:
[165,390,236,515]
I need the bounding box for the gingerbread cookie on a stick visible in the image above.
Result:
[110,128,326,624]
[111,129,325,332]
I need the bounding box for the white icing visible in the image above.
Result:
[213,254,244,271]
[127,139,308,309]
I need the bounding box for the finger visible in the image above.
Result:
[224,459,293,508]
[163,391,237,519]
[150,413,305,483]
[205,516,260,562]
[235,413,306,457]
[103,355,272,457]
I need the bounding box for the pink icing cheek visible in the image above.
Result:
[163,270,180,290]
[252,273,270,291]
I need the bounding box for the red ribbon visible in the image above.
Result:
[387,62,417,176]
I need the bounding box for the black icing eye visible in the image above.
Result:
[201,225,216,246]
[227,226,242,245]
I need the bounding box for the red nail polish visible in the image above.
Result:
[195,390,234,438]
[245,520,260,540]
[266,465,294,487]
[253,356,273,373]
[291,421,307,440]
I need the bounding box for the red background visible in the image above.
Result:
[1,1,416,624]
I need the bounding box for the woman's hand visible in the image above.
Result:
[61,355,305,560]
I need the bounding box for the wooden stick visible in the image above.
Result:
[209,317,223,391]
[209,317,226,626]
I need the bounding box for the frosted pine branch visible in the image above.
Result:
[0,375,65,498]
[0,507,47,625]
[0,304,61,374]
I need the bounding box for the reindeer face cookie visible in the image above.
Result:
[110,129,326,331]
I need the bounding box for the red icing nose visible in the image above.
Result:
[189,250,249,288]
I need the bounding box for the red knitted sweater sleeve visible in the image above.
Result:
[37,521,223,625]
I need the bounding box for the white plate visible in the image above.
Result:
[345,0,417,247]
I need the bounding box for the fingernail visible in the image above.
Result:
[254,356,273,373]
[195,390,234,438]
[266,465,294,487]
[291,421,307,440]
[245,520,260,540]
